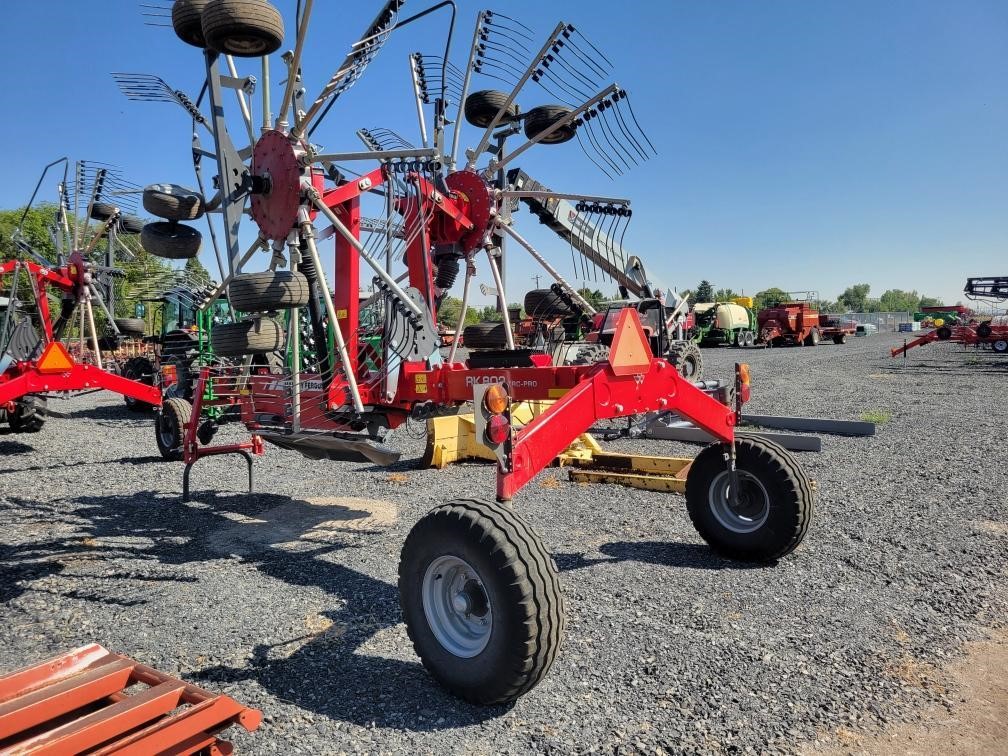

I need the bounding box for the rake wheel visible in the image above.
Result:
[141,222,202,260]
[464,90,519,128]
[523,105,577,145]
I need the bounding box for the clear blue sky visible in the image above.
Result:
[0,1,1004,306]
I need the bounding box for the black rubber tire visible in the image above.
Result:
[141,222,202,260]
[668,340,704,381]
[523,288,572,318]
[143,184,205,221]
[936,325,953,340]
[733,329,747,348]
[803,328,820,347]
[114,317,146,337]
[686,437,814,562]
[992,338,1008,354]
[211,317,284,357]
[564,342,609,366]
[89,202,119,222]
[464,90,519,128]
[119,214,145,235]
[202,0,285,57]
[8,396,47,433]
[398,498,565,705]
[744,331,755,347]
[172,0,210,47]
[832,333,847,345]
[976,322,993,339]
[155,397,192,461]
[523,105,577,145]
[122,356,157,412]
[462,321,509,349]
[228,270,310,312]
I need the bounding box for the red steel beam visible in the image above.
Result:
[0,364,162,407]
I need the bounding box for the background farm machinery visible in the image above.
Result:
[1,160,165,432]
[119,0,815,706]
[757,299,855,346]
[892,276,1008,357]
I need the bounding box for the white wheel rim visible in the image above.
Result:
[422,555,492,658]
[708,470,771,534]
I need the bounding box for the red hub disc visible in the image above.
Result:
[250,130,303,241]
[445,170,494,253]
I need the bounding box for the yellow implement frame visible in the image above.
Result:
[424,401,693,493]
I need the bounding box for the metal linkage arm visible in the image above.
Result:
[496,360,736,501]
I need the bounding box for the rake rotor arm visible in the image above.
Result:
[498,222,596,315]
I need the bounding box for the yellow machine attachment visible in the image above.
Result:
[424,401,693,493]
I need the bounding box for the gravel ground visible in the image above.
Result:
[1,332,1005,754]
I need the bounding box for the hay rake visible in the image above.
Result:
[122,0,815,706]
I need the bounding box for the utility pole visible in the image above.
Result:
[531,274,542,289]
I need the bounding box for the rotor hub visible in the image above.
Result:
[250,130,304,241]
[445,170,494,253]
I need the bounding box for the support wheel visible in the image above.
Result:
[141,222,202,260]
[8,396,47,433]
[399,499,566,705]
[156,398,192,461]
[832,333,847,344]
[523,288,572,318]
[202,0,285,57]
[685,437,814,562]
[523,105,577,145]
[803,328,820,346]
[992,338,1008,354]
[976,322,993,339]
[668,340,703,381]
[228,270,310,311]
[143,184,205,221]
[114,317,146,337]
[172,0,210,47]
[464,90,519,128]
[211,318,284,357]
[462,321,508,349]
[744,330,756,347]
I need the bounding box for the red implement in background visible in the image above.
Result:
[0,644,261,755]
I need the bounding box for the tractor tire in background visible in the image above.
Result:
[228,270,310,312]
[744,330,756,347]
[462,321,509,350]
[523,288,572,318]
[122,356,157,412]
[155,397,192,461]
[7,396,47,433]
[564,342,609,366]
[685,436,814,562]
[172,0,210,47]
[141,222,202,260]
[143,184,205,221]
[398,498,565,705]
[202,0,285,58]
[114,318,146,337]
[667,340,703,381]
[832,333,847,344]
[211,317,284,357]
[464,90,519,128]
[119,215,146,235]
[936,326,953,340]
[803,328,820,347]
[523,105,577,145]
[976,322,993,339]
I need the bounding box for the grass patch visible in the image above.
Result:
[861,409,891,424]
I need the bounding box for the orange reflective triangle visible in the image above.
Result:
[609,308,653,376]
[37,341,74,373]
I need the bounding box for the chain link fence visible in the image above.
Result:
[826,311,914,333]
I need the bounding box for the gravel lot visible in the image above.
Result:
[1,332,1005,754]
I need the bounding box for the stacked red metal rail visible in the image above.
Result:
[0,644,260,755]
